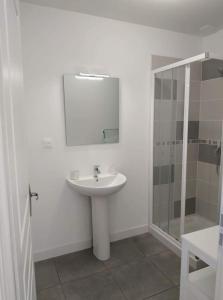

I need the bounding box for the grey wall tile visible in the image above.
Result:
[174,197,196,218]
[200,100,223,120]
[160,144,174,165]
[186,179,196,198]
[209,162,220,185]
[209,184,219,204]
[196,179,209,203]
[162,79,172,100]
[173,182,181,202]
[154,184,174,227]
[199,120,223,141]
[190,62,202,81]
[173,200,181,218]
[197,200,219,223]
[202,59,223,81]
[187,162,197,180]
[176,121,199,140]
[198,144,219,165]
[219,233,223,247]
[220,214,223,227]
[153,122,160,142]
[158,121,176,142]
[200,78,223,101]
[176,121,183,140]
[153,165,174,186]
[174,163,182,183]
[153,186,161,226]
[155,78,161,99]
[199,121,210,140]
[187,144,198,162]
[190,81,201,101]
[196,177,219,206]
[153,167,160,186]
[197,162,210,182]
[173,80,177,100]
[188,121,199,139]
[186,197,196,215]
[189,102,200,121]
[159,165,174,185]
[176,101,184,121]
[155,74,180,101]
[208,121,222,140]
[153,144,161,165]
[176,81,185,101]
[154,101,176,122]
[175,144,183,163]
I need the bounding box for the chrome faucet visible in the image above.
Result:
[94,165,101,181]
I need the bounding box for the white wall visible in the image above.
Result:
[203,29,223,55]
[21,3,202,261]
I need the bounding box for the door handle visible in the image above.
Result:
[29,185,39,216]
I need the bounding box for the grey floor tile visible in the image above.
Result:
[111,260,173,300]
[37,285,65,300]
[54,248,106,283]
[146,287,179,300]
[103,238,144,268]
[62,270,125,300]
[133,233,168,256]
[35,259,60,291]
[149,251,181,285]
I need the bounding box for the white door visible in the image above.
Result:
[0,0,36,299]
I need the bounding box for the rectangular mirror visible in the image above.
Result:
[63,74,119,146]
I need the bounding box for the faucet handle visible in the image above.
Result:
[94,165,101,173]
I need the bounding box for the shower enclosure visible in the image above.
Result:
[151,53,223,246]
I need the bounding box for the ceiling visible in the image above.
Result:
[21,0,223,36]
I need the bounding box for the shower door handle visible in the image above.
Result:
[29,184,39,216]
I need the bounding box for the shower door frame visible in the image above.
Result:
[150,52,210,250]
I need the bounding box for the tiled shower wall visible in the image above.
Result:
[153,57,223,227]
[196,76,223,222]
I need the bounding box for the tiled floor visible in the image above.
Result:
[35,233,180,300]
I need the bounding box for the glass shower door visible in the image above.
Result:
[183,60,223,234]
[153,66,185,240]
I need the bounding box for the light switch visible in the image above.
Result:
[42,138,53,149]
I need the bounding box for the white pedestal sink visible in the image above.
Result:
[67,173,127,260]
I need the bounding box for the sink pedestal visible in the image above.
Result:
[91,196,110,261]
[67,173,127,261]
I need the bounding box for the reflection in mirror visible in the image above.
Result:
[63,74,119,146]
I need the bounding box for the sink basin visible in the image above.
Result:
[67,173,127,197]
[67,172,127,261]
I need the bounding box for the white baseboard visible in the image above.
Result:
[33,224,149,262]
[110,224,149,242]
[150,224,201,268]
[150,224,181,257]
[34,239,92,262]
